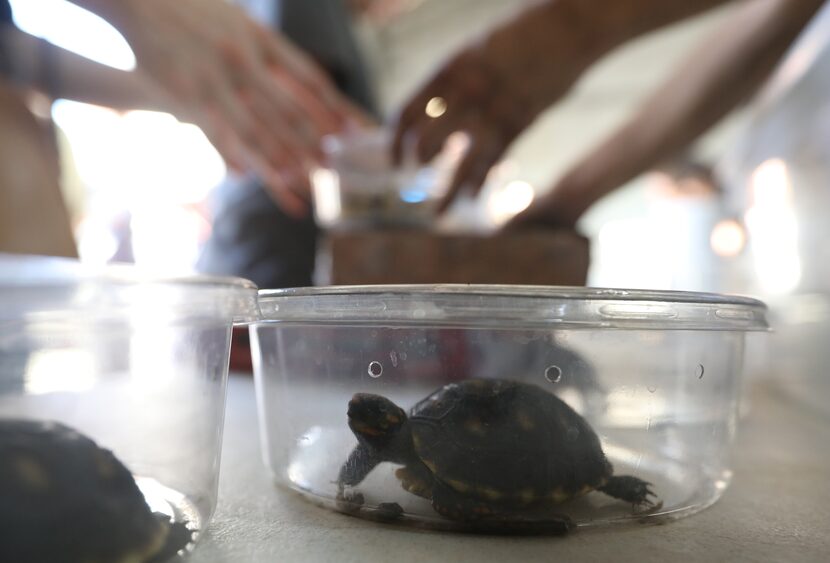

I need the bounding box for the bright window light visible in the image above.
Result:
[9,0,136,70]
[9,0,228,272]
[745,158,801,295]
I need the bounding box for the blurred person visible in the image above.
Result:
[393,0,826,228]
[70,0,367,216]
[198,0,380,288]
[0,0,367,257]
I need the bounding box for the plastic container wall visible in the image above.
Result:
[251,285,766,531]
[0,254,258,558]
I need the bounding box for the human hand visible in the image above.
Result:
[85,0,367,216]
[347,0,426,24]
[503,179,588,232]
[392,1,597,212]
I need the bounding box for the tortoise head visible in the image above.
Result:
[347,393,407,444]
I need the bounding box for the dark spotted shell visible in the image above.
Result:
[408,379,611,503]
[0,419,167,563]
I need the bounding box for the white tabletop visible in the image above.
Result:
[191,375,830,563]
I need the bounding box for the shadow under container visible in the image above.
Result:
[0,256,258,558]
[251,285,767,531]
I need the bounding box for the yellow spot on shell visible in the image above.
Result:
[447,479,471,493]
[516,411,535,431]
[518,488,536,504]
[479,487,504,501]
[386,413,401,424]
[580,484,595,495]
[464,417,486,436]
[422,459,437,473]
[396,468,432,498]
[13,455,50,492]
[413,435,422,449]
[551,488,571,503]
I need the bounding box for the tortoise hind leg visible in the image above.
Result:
[147,514,193,563]
[598,475,657,507]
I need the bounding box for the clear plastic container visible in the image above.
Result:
[251,285,767,532]
[311,128,461,229]
[0,254,258,560]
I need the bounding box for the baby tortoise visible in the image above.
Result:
[338,379,656,532]
[0,419,192,563]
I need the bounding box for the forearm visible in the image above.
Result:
[557,0,824,215]
[2,26,169,111]
[544,0,735,64]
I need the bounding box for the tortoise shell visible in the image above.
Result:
[408,379,611,504]
[0,419,189,563]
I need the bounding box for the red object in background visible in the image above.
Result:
[438,329,470,381]
[229,327,253,373]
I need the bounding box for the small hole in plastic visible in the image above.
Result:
[368,361,383,378]
[544,365,562,383]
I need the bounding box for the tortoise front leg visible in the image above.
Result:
[338,443,382,488]
[336,444,382,512]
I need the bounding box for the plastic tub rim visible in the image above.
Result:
[255,284,768,331]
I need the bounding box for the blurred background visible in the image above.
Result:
[7,0,762,292]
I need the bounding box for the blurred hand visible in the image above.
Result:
[90,0,368,216]
[392,1,597,212]
[348,0,426,24]
[503,178,587,232]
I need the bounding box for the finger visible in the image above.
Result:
[502,194,580,232]
[392,50,482,164]
[256,25,351,126]
[414,104,467,164]
[217,37,323,154]
[391,64,460,164]
[392,84,446,165]
[268,66,343,138]
[256,164,310,218]
[209,131,247,174]
[239,85,321,171]
[202,71,278,163]
[283,167,314,205]
[502,203,543,231]
[241,136,312,217]
[437,134,507,213]
[277,67,366,133]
